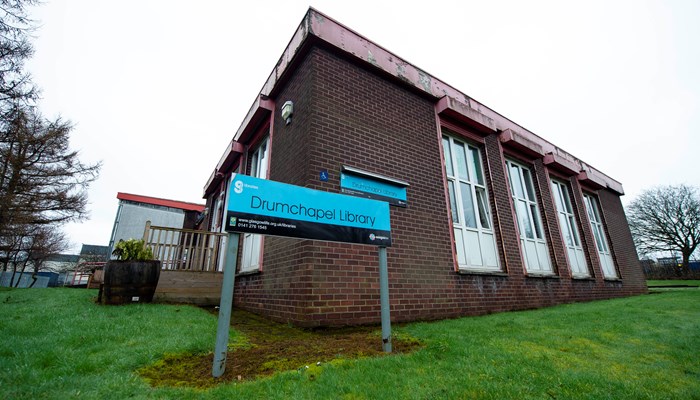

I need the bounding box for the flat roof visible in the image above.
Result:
[212,7,623,195]
[117,192,205,212]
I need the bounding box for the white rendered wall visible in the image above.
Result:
[109,202,185,255]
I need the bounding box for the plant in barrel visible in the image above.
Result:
[99,239,161,305]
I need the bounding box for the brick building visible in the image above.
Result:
[203,8,647,327]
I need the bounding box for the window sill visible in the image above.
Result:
[571,275,595,281]
[604,277,622,282]
[236,270,261,277]
[457,269,509,277]
[525,272,559,279]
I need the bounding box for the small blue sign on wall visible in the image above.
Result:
[319,169,329,182]
[340,166,408,207]
[226,174,391,246]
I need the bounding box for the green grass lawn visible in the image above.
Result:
[647,280,700,287]
[1,287,699,399]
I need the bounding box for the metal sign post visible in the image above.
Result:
[378,246,392,352]
[212,233,239,378]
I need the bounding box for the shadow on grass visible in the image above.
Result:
[138,308,422,388]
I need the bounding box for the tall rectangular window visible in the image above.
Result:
[583,194,617,278]
[551,180,589,277]
[240,137,269,273]
[506,159,552,273]
[442,135,499,271]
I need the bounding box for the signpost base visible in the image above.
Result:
[378,246,392,352]
[212,233,239,378]
[220,175,394,356]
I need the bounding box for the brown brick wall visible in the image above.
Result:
[483,135,523,275]
[533,159,571,279]
[598,189,648,293]
[570,178,605,280]
[232,46,647,327]
[232,48,316,323]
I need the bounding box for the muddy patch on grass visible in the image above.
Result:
[138,308,422,388]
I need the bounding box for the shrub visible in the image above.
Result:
[111,239,154,261]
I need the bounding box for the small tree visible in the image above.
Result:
[627,184,700,276]
[2,224,67,287]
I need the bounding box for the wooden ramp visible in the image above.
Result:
[154,270,223,306]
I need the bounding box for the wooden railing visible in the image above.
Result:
[142,222,227,272]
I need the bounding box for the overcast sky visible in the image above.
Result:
[26,0,700,253]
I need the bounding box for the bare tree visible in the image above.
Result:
[627,184,700,276]
[5,225,68,287]
[0,0,102,275]
[0,107,101,271]
[0,107,101,226]
[0,0,39,110]
[26,226,68,287]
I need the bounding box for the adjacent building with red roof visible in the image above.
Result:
[108,192,205,255]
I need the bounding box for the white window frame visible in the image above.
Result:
[211,190,225,233]
[240,137,269,273]
[216,169,239,272]
[210,187,227,272]
[505,159,552,274]
[442,134,499,271]
[551,180,589,277]
[583,193,617,279]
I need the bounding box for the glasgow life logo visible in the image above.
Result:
[369,233,389,241]
[233,180,258,194]
[234,180,244,194]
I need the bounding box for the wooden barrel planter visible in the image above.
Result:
[99,260,161,305]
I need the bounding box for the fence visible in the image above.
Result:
[0,272,50,288]
[641,259,700,280]
[142,222,227,272]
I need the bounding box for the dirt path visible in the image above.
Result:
[138,308,421,388]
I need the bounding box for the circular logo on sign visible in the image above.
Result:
[369,233,376,241]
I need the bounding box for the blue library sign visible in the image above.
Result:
[226,174,391,246]
[340,166,408,207]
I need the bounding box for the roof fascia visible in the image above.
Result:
[219,7,624,196]
[117,192,205,212]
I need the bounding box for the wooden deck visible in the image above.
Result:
[142,222,228,305]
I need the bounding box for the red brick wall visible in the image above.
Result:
[232,47,316,323]
[571,178,605,280]
[533,159,571,279]
[232,46,647,327]
[598,189,647,292]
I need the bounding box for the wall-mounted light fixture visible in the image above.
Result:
[281,101,294,125]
